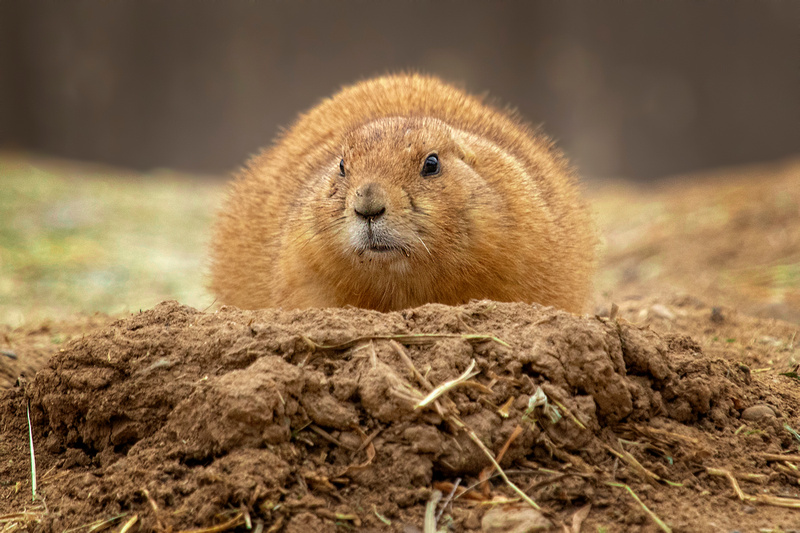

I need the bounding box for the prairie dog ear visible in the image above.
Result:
[451,131,476,166]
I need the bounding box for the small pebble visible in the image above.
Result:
[741,404,776,421]
[481,507,552,532]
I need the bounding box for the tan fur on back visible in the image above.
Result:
[209,74,597,313]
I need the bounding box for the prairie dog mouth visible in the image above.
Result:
[350,221,410,257]
[365,243,394,253]
[357,236,411,257]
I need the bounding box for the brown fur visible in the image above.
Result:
[209,74,597,313]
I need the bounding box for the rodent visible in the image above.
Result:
[209,74,596,313]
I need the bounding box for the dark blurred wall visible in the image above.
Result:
[0,0,797,179]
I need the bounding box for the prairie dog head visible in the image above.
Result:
[294,116,493,278]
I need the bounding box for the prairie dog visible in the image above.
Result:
[209,74,596,313]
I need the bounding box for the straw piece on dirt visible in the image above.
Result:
[308,333,510,352]
[0,512,36,521]
[339,434,376,477]
[26,400,37,501]
[88,515,128,533]
[304,473,337,492]
[141,488,159,513]
[308,424,350,449]
[630,424,700,447]
[40,464,59,482]
[333,513,360,524]
[141,488,164,531]
[352,426,382,456]
[783,423,800,444]
[755,453,800,462]
[495,425,524,464]
[424,490,443,533]
[290,421,313,440]
[754,495,800,508]
[735,472,768,484]
[606,482,672,533]
[536,436,595,476]
[602,442,661,484]
[570,504,592,533]
[63,514,128,533]
[781,461,800,474]
[265,515,285,533]
[436,481,487,502]
[457,380,494,395]
[392,342,458,419]
[497,396,514,418]
[478,468,492,499]
[775,464,800,480]
[368,340,378,368]
[372,505,392,526]
[706,467,746,499]
[390,340,434,391]
[436,478,461,523]
[550,397,585,430]
[452,414,542,511]
[392,386,430,408]
[525,472,569,493]
[477,498,523,506]
[174,511,245,533]
[315,509,360,526]
[415,359,478,409]
[136,358,173,376]
[0,508,45,529]
[118,515,138,533]
[621,449,661,483]
[706,467,800,508]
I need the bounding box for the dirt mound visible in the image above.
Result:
[0,314,112,390]
[2,300,799,532]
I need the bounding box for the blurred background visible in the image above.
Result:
[0,0,798,327]
[1,0,798,179]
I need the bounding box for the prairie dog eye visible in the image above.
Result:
[421,154,440,177]
[339,159,346,177]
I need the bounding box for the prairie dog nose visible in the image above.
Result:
[354,182,387,219]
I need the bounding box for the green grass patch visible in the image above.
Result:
[0,154,225,326]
